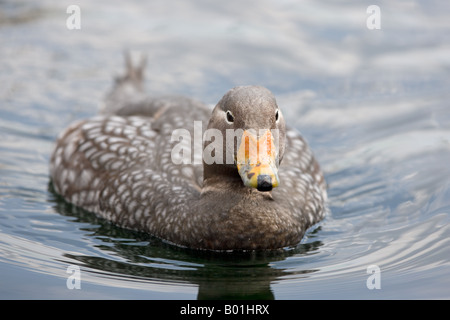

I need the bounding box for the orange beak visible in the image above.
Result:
[236,129,280,192]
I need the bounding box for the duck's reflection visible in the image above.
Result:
[49,183,322,300]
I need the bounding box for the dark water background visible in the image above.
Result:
[1,0,450,299]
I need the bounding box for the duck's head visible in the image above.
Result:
[203,86,286,192]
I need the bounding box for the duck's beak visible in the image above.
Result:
[236,129,280,192]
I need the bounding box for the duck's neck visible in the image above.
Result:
[202,163,242,194]
[201,163,272,199]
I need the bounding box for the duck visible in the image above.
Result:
[50,54,327,251]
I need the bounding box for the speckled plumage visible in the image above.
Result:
[50,56,327,250]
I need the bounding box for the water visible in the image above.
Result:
[1,0,450,299]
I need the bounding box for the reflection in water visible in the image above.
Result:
[48,182,322,300]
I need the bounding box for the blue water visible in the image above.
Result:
[1,0,450,299]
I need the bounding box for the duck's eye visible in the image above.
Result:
[275,110,279,122]
[226,111,234,123]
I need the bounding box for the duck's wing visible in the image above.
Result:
[49,110,206,227]
[50,115,156,212]
[275,128,327,226]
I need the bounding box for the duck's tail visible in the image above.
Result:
[101,51,148,115]
[120,51,147,89]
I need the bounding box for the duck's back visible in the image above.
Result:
[50,94,210,231]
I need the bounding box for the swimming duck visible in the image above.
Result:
[50,55,327,251]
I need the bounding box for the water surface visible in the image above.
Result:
[1,0,450,299]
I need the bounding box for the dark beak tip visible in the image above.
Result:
[257,185,272,192]
[257,175,273,192]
